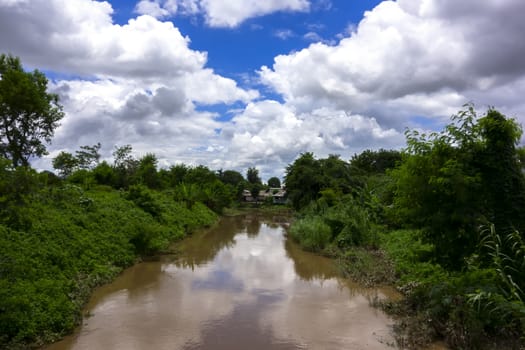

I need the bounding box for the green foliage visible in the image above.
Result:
[184,165,218,184]
[467,226,525,336]
[289,216,332,252]
[289,195,378,252]
[52,143,102,181]
[133,153,159,189]
[0,54,64,167]
[478,109,525,233]
[173,180,235,214]
[126,184,162,217]
[381,229,443,283]
[246,167,261,184]
[390,104,525,268]
[112,144,138,188]
[0,157,38,230]
[92,161,116,186]
[267,176,281,188]
[285,153,358,210]
[325,196,377,247]
[218,169,246,199]
[164,163,188,187]
[52,151,78,178]
[0,181,216,348]
[75,143,101,170]
[350,148,402,174]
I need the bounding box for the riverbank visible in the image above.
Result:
[0,185,217,349]
[306,229,524,350]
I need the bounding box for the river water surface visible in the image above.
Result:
[46,213,400,350]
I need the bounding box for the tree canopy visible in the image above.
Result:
[267,176,281,188]
[0,54,64,167]
[391,104,525,268]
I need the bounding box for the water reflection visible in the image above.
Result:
[45,214,396,350]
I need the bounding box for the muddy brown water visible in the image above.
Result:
[45,213,403,350]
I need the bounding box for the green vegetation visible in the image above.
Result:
[287,104,525,348]
[0,162,219,348]
[0,54,64,167]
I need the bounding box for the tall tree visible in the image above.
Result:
[246,167,261,184]
[285,153,322,210]
[267,176,281,188]
[0,54,64,167]
[219,170,245,187]
[112,144,138,188]
[478,108,525,233]
[75,143,101,170]
[135,153,159,189]
[350,149,402,174]
[52,151,77,178]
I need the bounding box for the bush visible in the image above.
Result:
[289,216,332,251]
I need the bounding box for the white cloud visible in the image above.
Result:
[3,0,525,179]
[137,0,311,27]
[274,29,295,40]
[135,0,172,18]
[0,0,259,172]
[213,101,403,179]
[259,0,525,133]
[201,0,310,27]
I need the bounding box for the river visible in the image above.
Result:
[45,213,400,350]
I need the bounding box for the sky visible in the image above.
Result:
[1,0,525,181]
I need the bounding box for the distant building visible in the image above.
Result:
[242,188,287,204]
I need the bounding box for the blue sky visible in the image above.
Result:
[109,0,384,94]
[1,0,525,180]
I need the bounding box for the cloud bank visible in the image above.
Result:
[1,0,525,179]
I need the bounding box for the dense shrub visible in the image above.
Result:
[289,216,331,252]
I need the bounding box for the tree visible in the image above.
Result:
[319,154,357,194]
[164,164,188,187]
[134,153,159,189]
[52,151,78,178]
[92,161,116,186]
[285,153,322,210]
[246,167,261,185]
[478,108,525,233]
[0,54,64,167]
[391,104,525,268]
[350,149,402,174]
[184,165,218,184]
[219,169,246,199]
[112,144,138,188]
[113,144,136,170]
[267,176,281,188]
[219,170,245,187]
[75,143,101,170]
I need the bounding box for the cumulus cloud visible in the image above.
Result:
[135,0,311,27]
[2,0,525,179]
[213,100,403,179]
[134,0,172,18]
[259,0,525,131]
[0,1,206,78]
[0,0,258,169]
